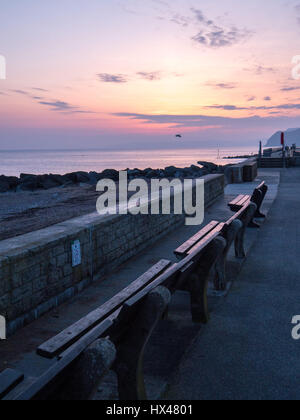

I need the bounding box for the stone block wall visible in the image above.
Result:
[0,174,224,336]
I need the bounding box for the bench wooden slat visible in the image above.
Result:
[37,259,172,359]
[229,195,250,211]
[236,195,251,207]
[229,194,245,206]
[257,181,265,190]
[115,227,225,311]
[174,221,220,258]
[187,223,224,255]
[0,369,24,399]
[225,201,251,226]
[9,315,118,401]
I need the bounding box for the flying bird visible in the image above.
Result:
[175,134,182,138]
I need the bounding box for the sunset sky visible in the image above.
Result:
[1,0,300,150]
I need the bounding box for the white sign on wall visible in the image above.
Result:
[72,240,82,267]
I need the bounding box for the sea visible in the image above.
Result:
[0,147,257,177]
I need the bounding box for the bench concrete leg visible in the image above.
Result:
[189,237,226,323]
[215,219,243,290]
[235,202,257,258]
[57,338,116,400]
[257,184,268,218]
[113,286,171,401]
[251,185,268,219]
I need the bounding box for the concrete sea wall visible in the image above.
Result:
[0,174,224,336]
[224,158,258,184]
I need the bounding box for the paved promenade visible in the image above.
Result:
[167,168,300,400]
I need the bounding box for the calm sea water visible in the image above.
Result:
[0,147,257,177]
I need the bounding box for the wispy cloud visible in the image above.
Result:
[98,73,128,83]
[37,99,96,114]
[10,88,46,100]
[10,88,95,114]
[244,65,276,75]
[11,89,29,95]
[206,82,237,89]
[295,4,300,25]
[32,87,49,92]
[264,96,272,101]
[190,8,252,48]
[206,103,300,111]
[206,104,248,110]
[155,6,253,49]
[137,71,161,81]
[112,111,298,130]
[192,27,251,48]
[280,86,300,92]
[38,100,76,111]
[98,70,175,84]
[170,13,191,27]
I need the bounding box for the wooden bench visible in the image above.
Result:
[174,221,234,292]
[212,182,268,290]
[174,196,260,292]
[1,234,226,401]
[228,181,268,228]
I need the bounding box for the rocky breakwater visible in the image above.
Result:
[0,162,229,193]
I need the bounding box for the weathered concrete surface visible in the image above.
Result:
[166,168,300,400]
[0,170,279,400]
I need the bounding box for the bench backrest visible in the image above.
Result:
[256,181,266,191]
[0,369,24,400]
[174,221,222,259]
[37,259,172,359]
[225,202,251,226]
[229,195,251,212]
[1,259,174,400]
[3,245,215,400]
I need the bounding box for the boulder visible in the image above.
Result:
[49,174,64,185]
[164,166,178,177]
[20,173,36,180]
[190,164,202,173]
[61,173,76,184]
[182,167,195,176]
[99,169,119,181]
[174,171,182,178]
[127,169,142,178]
[40,177,61,190]
[17,177,39,191]
[0,178,10,192]
[6,176,20,189]
[145,169,160,178]
[88,171,101,185]
[198,161,219,172]
[75,172,90,183]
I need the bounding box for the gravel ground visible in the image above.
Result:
[0,184,100,241]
